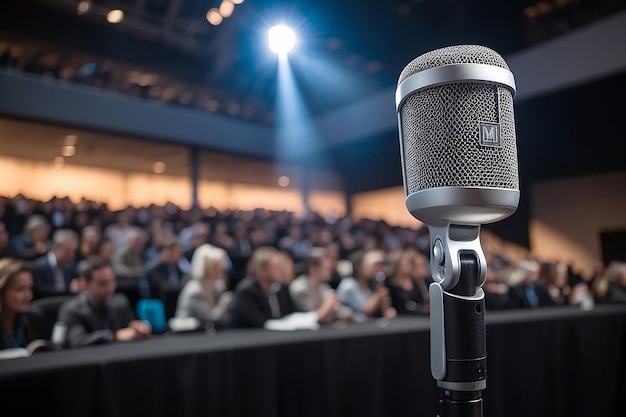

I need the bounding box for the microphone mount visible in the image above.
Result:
[429,223,487,417]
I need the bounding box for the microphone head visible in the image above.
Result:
[396,45,519,226]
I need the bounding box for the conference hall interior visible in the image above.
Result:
[0,1,625,417]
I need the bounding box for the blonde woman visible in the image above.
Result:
[593,261,626,304]
[175,244,234,327]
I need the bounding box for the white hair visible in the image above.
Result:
[190,244,228,281]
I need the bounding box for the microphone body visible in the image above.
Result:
[395,45,520,417]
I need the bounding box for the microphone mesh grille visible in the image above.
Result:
[399,45,519,194]
[398,44,510,84]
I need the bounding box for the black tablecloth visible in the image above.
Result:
[1,304,625,417]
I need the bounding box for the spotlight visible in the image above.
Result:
[107,9,124,24]
[268,25,296,55]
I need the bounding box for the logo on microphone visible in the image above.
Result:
[479,122,501,148]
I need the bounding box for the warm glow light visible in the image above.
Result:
[53,156,64,170]
[64,134,78,146]
[219,0,235,18]
[206,8,223,25]
[268,25,296,55]
[62,146,75,157]
[278,176,290,187]
[107,9,124,24]
[77,1,91,15]
[153,162,166,174]
[231,0,245,4]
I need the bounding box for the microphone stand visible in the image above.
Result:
[428,224,487,417]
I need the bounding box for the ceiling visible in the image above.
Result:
[1,0,625,247]
[2,0,624,120]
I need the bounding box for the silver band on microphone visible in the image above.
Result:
[395,63,516,111]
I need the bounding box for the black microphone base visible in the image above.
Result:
[439,390,483,417]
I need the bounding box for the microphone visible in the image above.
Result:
[395,45,519,417]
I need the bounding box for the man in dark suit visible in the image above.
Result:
[229,247,338,328]
[508,259,552,308]
[30,228,79,299]
[145,234,187,318]
[58,255,151,348]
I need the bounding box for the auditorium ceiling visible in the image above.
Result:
[2,0,624,119]
[1,0,625,193]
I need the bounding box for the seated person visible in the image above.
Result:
[593,261,626,304]
[337,249,397,321]
[289,247,351,320]
[540,261,591,307]
[385,248,429,315]
[0,259,35,350]
[111,226,148,282]
[8,214,51,261]
[175,244,234,328]
[30,228,80,299]
[58,255,151,348]
[145,234,188,318]
[229,247,340,329]
[483,261,514,311]
[508,259,552,308]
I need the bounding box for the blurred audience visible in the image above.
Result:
[8,214,51,261]
[30,228,80,299]
[593,261,626,304]
[289,247,349,320]
[229,246,339,328]
[0,259,35,350]
[483,258,515,311]
[145,234,187,300]
[77,224,101,263]
[58,256,151,348]
[540,261,592,307]
[508,259,552,308]
[175,244,233,328]
[337,249,396,321]
[0,221,17,259]
[385,248,430,316]
[0,193,622,345]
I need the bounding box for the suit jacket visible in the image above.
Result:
[58,292,136,348]
[229,280,296,328]
[145,258,187,299]
[30,252,77,299]
[508,282,552,308]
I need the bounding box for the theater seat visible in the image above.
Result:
[28,295,74,340]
